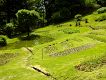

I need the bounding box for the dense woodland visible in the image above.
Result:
[0,0,106,38]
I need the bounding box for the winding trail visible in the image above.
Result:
[22,47,33,66]
[22,47,57,79]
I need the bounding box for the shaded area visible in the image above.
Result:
[18,34,40,40]
[0,35,55,50]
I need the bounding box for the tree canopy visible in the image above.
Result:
[16,9,41,37]
[0,0,106,37]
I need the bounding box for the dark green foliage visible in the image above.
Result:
[97,7,106,14]
[16,9,41,37]
[0,0,103,25]
[75,14,82,20]
[75,14,82,26]
[4,23,15,38]
[44,0,100,24]
[97,0,106,6]
[51,8,70,23]
[85,18,88,23]
[51,11,61,23]
[84,0,97,7]
[61,28,80,34]
[0,37,7,47]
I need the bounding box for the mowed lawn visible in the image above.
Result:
[0,12,106,80]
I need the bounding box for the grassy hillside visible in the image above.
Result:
[0,12,106,80]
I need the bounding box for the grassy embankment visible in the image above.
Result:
[0,12,106,80]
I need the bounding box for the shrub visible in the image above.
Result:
[0,37,7,47]
[82,0,100,9]
[74,14,82,20]
[74,14,82,26]
[97,7,106,14]
[4,23,15,38]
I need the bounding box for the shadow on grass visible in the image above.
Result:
[0,34,55,50]
[18,34,40,41]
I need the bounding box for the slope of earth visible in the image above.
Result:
[0,12,106,80]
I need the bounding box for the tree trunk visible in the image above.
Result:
[27,32,30,37]
[27,26,30,37]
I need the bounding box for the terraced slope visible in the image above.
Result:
[0,12,106,80]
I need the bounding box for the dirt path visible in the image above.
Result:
[22,47,33,66]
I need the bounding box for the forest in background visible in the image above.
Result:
[0,0,106,44]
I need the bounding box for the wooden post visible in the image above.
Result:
[42,48,43,60]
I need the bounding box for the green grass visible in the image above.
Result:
[0,12,106,80]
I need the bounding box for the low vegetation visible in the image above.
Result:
[75,53,106,72]
[0,37,7,47]
[0,0,106,80]
[0,53,18,66]
[0,11,106,80]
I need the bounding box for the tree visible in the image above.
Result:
[97,0,106,6]
[1,0,30,23]
[16,9,41,37]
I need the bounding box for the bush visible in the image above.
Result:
[4,23,15,38]
[16,9,41,37]
[97,7,106,14]
[84,0,97,6]
[74,14,82,20]
[0,37,7,47]
[74,14,82,26]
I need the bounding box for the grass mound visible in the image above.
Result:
[86,33,106,42]
[60,28,80,34]
[0,53,18,66]
[75,54,106,72]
